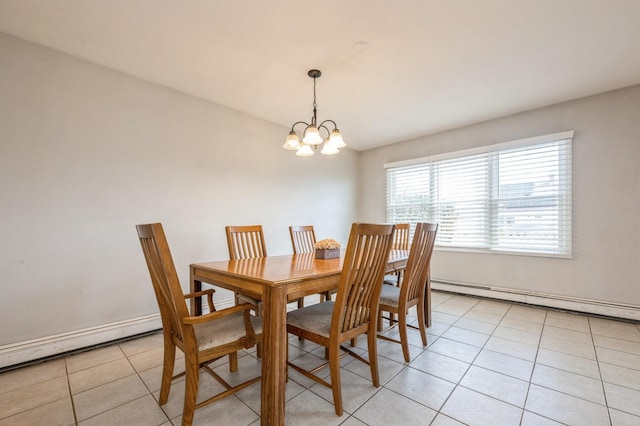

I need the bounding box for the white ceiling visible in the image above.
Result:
[2,0,640,151]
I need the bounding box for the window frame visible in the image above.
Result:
[385,131,573,258]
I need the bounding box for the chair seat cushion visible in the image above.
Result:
[379,284,401,308]
[194,312,262,352]
[383,274,399,286]
[286,301,335,338]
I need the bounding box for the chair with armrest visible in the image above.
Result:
[286,223,395,416]
[136,223,262,426]
[377,222,438,362]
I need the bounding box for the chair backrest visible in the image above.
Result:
[392,223,411,250]
[400,222,438,307]
[289,225,316,254]
[136,223,189,344]
[332,223,395,336]
[225,225,267,260]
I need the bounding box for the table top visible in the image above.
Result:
[190,250,409,287]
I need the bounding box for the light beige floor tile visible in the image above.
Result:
[73,374,149,421]
[542,325,593,344]
[452,317,497,335]
[473,348,534,381]
[433,301,475,316]
[536,348,600,379]
[520,410,564,425]
[425,321,451,336]
[600,362,640,391]
[118,332,164,357]
[441,326,490,347]
[609,408,640,426]
[531,364,605,404]
[0,375,69,419]
[504,306,547,324]
[339,416,368,426]
[544,311,590,333]
[127,347,167,373]
[235,378,305,414]
[385,367,455,411]
[484,336,538,362]
[353,387,437,426]
[604,382,640,416]
[375,335,424,363]
[427,338,481,363]
[430,413,466,426]
[309,369,380,415]
[65,345,125,374]
[69,357,136,394]
[499,317,544,334]
[211,353,262,387]
[0,396,74,426]
[539,334,596,360]
[441,386,522,426]
[460,365,529,407]
[590,318,640,342]
[172,393,259,426]
[596,347,640,370]
[0,359,66,395]
[138,358,186,394]
[283,389,345,425]
[78,395,168,425]
[469,299,511,316]
[525,384,609,426]
[344,349,404,385]
[431,311,460,325]
[410,350,470,383]
[492,325,541,346]
[462,310,503,325]
[593,335,640,355]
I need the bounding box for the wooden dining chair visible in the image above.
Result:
[377,222,438,362]
[383,223,411,286]
[289,225,334,305]
[286,223,395,416]
[136,223,262,426]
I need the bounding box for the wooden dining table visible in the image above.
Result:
[189,250,413,425]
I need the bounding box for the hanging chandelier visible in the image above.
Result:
[282,69,346,156]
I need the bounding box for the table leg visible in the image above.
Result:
[260,285,287,426]
[190,267,202,316]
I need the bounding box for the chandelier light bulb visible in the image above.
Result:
[283,131,300,150]
[296,143,314,157]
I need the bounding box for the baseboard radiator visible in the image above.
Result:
[0,298,235,370]
[432,279,640,322]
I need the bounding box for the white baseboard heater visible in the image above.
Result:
[432,279,640,322]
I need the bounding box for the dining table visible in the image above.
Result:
[190,249,419,425]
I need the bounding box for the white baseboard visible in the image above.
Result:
[0,298,236,369]
[432,280,640,321]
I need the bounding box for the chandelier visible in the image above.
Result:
[282,69,346,156]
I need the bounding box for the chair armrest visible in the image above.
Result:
[184,289,216,313]
[183,303,257,348]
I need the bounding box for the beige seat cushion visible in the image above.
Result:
[286,301,335,338]
[379,284,400,308]
[194,311,262,352]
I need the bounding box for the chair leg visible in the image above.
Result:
[297,297,304,309]
[328,343,343,416]
[229,351,238,372]
[182,354,199,426]
[399,312,410,363]
[417,298,428,347]
[367,329,380,388]
[159,338,176,405]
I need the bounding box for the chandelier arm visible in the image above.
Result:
[290,121,311,132]
[317,124,332,139]
[318,119,338,131]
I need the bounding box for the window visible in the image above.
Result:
[386,131,573,257]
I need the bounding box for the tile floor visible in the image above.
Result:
[2,291,640,425]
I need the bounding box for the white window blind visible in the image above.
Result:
[386,131,573,257]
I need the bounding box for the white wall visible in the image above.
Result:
[360,85,640,307]
[0,33,359,348]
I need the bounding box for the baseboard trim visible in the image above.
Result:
[0,298,237,369]
[432,280,640,321]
